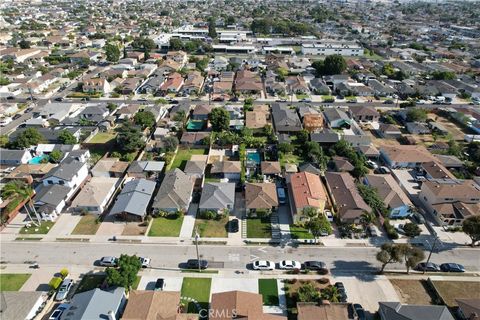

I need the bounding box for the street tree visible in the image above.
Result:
[306,215,332,242]
[463,215,480,246]
[209,108,230,132]
[105,254,141,291]
[376,243,403,273]
[399,244,425,274]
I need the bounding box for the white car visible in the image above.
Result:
[279,260,301,270]
[99,256,117,267]
[366,160,378,169]
[139,257,150,268]
[324,210,334,222]
[252,260,275,270]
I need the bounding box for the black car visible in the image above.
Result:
[186,259,208,270]
[384,99,394,104]
[353,304,366,320]
[440,263,465,273]
[154,278,165,291]
[415,262,440,272]
[12,114,22,120]
[54,97,64,102]
[25,108,33,113]
[334,282,348,302]
[230,219,239,233]
[303,261,328,273]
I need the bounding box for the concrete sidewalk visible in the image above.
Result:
[179,203,198,238]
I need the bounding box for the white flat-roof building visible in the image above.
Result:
[212,44,256,54]
[302,41,363,56]
[263,46,294,54]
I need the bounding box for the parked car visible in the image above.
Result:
[99,256,117,267]
[139,257,150,268]
[440,263,465,273]
[394,223,405,234]
[303,261,328,274]
[411,212,425,224]
[186,259,208,270]
[12,114,22,120]
[415,262,440,272]
[334,282,348,302]
[252,260,275,271]
[353,304,366,320]
[230,219,239,233]
[154,278,165,291]
[275,98,287,102]
[374,166,390,174]
[366,160,378,169]
[324,210,334,222]
[300,98,312,103]
[55,279,73,301]
[278,260,301,270]
[25,108,33,113]
[383,99,394,104]
[367,225,378,237]
[54,97,64,102]
[48,304,69,320]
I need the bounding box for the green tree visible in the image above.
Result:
[49,150,63,163]
[463,215,480,246]
[357,184,388,216]
[163,136,178,152]
[376,243,403,273]
[320,285,342,303]
[297,282,320,302]
[296,130,309,145]
[1,180,39,226]
[209,107,230,132]
[18,39,30,49]
[304,141,327,170]
[134,111,155,129]
[403,222,421,237]
[208,17,217,38]
[105,254,141,291]
[406,108,427,122]
[116,123,145,153]
[0,135,9,147]
[13,128,45,148]
[447,139,462,157]
[169,38,184,51]
[107,103,118,112]
[360,211,376,226]
[306,215,332,242]
[313,54,347,76]
[278,142,294,154]
[105,43,120,62]
[58,130,77,144]
[399,244,425,274]
[431,71,456,80]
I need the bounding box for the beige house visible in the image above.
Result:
[82,78,110,94]
[245,183,278,214]
[70,177,119,214]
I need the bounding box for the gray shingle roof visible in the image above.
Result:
[199,182,235,210]
[152,169,193,210]
[271,103,302,132]
[0,148,29,161]
[109,179,156,217]
[378,302,454,320]
[35,184,71,206]
[0,292,45,320]
[44,161,85,181]
[61,287,125,320]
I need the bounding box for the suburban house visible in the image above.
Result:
[419,179,480,226]
[180,132,209,145]
[210,161,241,181]
[286,75,309,93]
[82,78,110,94]
[296,302,351,320]
[364,174,413,219]
[420,161,455,180]
[34,184,71,218]
[286,172,328,223]
[378,302,454,320]
[323,108,351,129]
[261,161,282,177]
[234,70,263,95]
[456,299,480,320]
[61,287,126,320]
[199,182,235,213]
[42,160,89,200]
[184,160,207,179]
[122,290,198,320]
[152,169,193,213]
[245,106,270,131]
[380,145,436,168]
[324,172,372,224]
[181,71,204,94]
[4,163,56,185]
[245,182,278,214]
[159,72,184,95]
[91,158,129,178]
[109,179,157,221]
[209,291,286,320]
[127,161,165,179]
[191,104,213,121]
[377,123,402,139]
[349,106,380,123]
[271,103,302,133]
[0,292,48,320]
[0,149,32,165]
[69,177,119,214]
[303,113,325,133]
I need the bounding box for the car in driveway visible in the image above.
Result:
[366,160,378,169]
[48,304,69,320]
[186,259,208,270]
[99,256,117,267]
[415,262,440,272]
[229,219,239,233]
[252,260,275,271]
[139,257,150,268]
[440,263,465,272]
[278,260,301,270]
[353,303,366,320]
[154,278,165,291]
[303,261,328,274]
[55,278,73,301]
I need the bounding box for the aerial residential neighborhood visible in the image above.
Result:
[0,0,479,319]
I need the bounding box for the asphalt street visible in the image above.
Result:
[1,241,479,273]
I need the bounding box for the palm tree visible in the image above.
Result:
[1,181,39,226]
[360,211,375,227]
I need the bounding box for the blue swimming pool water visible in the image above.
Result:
[247,151,261,164]
[29,154,49,164]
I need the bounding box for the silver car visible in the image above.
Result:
[55,279,73,301]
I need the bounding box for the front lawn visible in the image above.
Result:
[71,215,100,235]
[290,225,314,239]
[181,277,212,314]
[75,274,106,293]
[258,279,279,306]
[89,132,117,143]
[19,221,55,235]
[431,280,480,307]
[193,216,229,238]
[0,274,31,291]
[390,279,434,305]
[296,93,309,100]
[148,215,184,237]
[169,148,208,171]
[246,217,271,238]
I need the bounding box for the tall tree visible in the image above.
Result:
[208,17,217,38]
[399,244,425,274]
[13,128,45,148]
[1,180,39,226]
[133,111,155,129]
[105,43,120,62]
[463,216,480,246]
[209,108,230,132]
[313,54,347,76]
[116,123,145,153]
[376,243,403,273]
[105,254,141,291]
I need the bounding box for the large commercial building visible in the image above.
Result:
[301,41,363,56]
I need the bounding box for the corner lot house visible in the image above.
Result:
[70,177,119,214]
[324,172,372,224]
[152,169,193,213]
[286,172,328,223]
[109,179,156,221]
[199,182,235,213]
[380,145,436,168]
[364,174,412,219]
[245,182,278,214]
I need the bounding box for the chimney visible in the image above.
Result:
[107,310,116,320]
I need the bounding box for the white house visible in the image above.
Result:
[42,160,89,199]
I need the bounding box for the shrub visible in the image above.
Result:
[49,277,63,290]
[403,222,421,237]
[383,219,399,240]
[199,210,217,220]
[317,278,329,285]
[60,268,69,279]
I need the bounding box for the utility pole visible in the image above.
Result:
[424,235,439,274]
[194,226,201,272]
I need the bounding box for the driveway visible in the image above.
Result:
[233,192,245,218]
[210,277,258,296]
[138,275,183,291]
[47,214,82,238]
[96,215,125,236]
[179,203,198,238]
[276,205,292,240]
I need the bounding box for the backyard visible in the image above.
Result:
[290,225,314,239]
[193,216,229,238]
[258,279,279,306]
[148,215,184,237]
[279,152,301,168]
[71,215,100,235]
[89,131,117,143]
[0,274,31,291]
[169,148,208,171]
[246,217,271,238]
[19,221,55,235]
[181,277,212,314]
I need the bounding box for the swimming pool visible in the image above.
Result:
[246,151,261,164]
[29,154,49,164]
[186,120,205,131]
